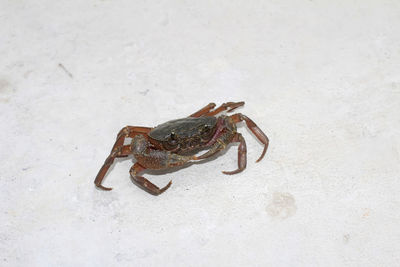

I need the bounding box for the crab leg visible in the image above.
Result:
[94,126,152,191]
[190,102,216,117]
[117,126,152,140]
[222,133,247,175]
[206,101,245,116]
[230,113,269,162]
[129,163,172,195]
[94,145,132,190]
[190,101,245,117]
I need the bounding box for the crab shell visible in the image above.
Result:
[148,116,218,152]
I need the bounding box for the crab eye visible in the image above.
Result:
[201,125,213,138]
[167,132,178,145]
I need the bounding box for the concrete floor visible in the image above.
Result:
[1,0,400,266]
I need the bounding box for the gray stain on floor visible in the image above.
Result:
[266,192,297,219]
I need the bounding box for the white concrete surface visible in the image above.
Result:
[1,0,400,266]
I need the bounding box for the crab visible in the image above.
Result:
[94,101,269,195]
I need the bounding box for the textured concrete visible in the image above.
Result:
[1,1,400,266]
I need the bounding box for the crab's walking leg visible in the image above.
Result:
[230,113,269,162]
[190,102,216,117]
[117,126,152,140]
[190,101,245,117]
[94,126,152,191]
[94,145,132,190]
[222,133,247,175]
[129,163,172,196]
[206,101,245,116]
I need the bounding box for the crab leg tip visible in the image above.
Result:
[255,146,268,163]
[96,184,113,191]
[227,101,245,113]
[158,180,172,194]
[222,169,243,175]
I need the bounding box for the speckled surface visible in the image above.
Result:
[1,1,400,266]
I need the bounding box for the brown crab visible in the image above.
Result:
[94,102,269,195]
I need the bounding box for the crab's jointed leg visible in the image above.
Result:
[222,133,247,175]
[94,126,152,191]
[206,101,245,116]
[190,101,245,117]
[190,102,216,117]
[117,126,152,140]
[230,113,269,162]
